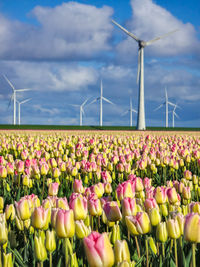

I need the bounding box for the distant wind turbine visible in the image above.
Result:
[112,19,178,130]
[172,104,179,128]
[121,97,137,127]
[155,88,175,127]
[71,98,90,126]
[90,80,114,126]
[16,98,31,125]
[4,75,31,125]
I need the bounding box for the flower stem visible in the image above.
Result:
[135,236,140,258]
[162,243,165,258]
[192,243,196,267]
[49,252,52,267]
[145,237,149,267]
[174,239,178,267]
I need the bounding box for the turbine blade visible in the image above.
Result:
[132,109,138,113]
[154,103,164,111]
[3,75,15,91]
[121,110,128,116]
[20,98,31,104]
[168,101,176,107]
[112,20,140,42]
[7,94,13,109]
[145,29,179,46]
[88,98,98,106]
[82,97,91,107]
[102,97,114,105]
[137,49,141,84]
[174,112,179,119]
[16,89,31,92]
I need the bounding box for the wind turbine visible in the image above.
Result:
[155,88,175,128]
[71,98,90,126]
[4,75,31,125]
[16,98,31,125]
[90,80,114,126]
[172,104,179,128]
[122,97,137,127]
[112,20,178,130]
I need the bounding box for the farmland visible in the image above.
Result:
[0,130,199,266]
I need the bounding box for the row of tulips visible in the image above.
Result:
[0,133,199,266]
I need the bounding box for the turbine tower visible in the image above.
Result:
[112,20,178,130]
[16,98,31,125]
[155,88,175,127]
[172,104,179,128]
[90,80,114,126]
[122,97,137,127]
[71,98,90,126]
[4,75,31,125]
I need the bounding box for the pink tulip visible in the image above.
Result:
[55,209,75,238]
[48,182,59,196]
[103,201,122,222]
[73,179,84,194]
[116,181,135,201]
[0,166,7,178]
[144,198,159,212]
[121,197,137,218]
[88,198,102,217]
[83,231,114,267]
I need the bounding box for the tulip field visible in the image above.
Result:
[0,130,200,267]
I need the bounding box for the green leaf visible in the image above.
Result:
[185,247,192,267]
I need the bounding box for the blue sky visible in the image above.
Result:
[0,0,199,127]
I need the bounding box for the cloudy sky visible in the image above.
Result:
[0,0,199,127]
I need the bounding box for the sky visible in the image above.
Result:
[0,0,199,127]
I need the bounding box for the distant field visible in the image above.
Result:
[0,124,199,132]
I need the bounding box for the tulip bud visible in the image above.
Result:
[116,182,134,201]
[154,187,168,204]
[149,237,157,254]
[0,166,7,178]
[182,186,191,200]
[3,252,13,267]
[73,179,84,194]
[75,220,91,239]
[15,198,31,221]
[15,216,24,231]
[69,195,88,221]
[167,188,178,204]
[156,222,168,243]
[48,182,59,196]
[184,213,200,243]
[103,201,122,222]
[31,207,51,230]
[0,214,8,245]
[111,224,121,244]
[34,231,47,262]
[166,218,181,239]
[114,240,130,264]
[125,212,151,236]
[149,208,161,226]
[88,198,102,217]
[5,204,15,221]
[55,209,75,238]
[160,203,168,217]
[121,198,137,220]
[45,230,56,253]
[83,231,114,267]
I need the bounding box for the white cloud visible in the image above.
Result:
[0,61,98,92]
[33,104,60,115]
[0,2,113,60]
[115,0,200,61]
